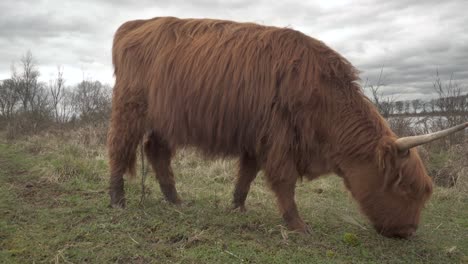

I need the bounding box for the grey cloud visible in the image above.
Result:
[0,12,96,39]
[325,1,468,100]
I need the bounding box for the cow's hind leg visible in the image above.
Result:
[144,131,181,204]
[108,100,146,208]
[232,153,259,212]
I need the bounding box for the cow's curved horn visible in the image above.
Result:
[395,122,468,151]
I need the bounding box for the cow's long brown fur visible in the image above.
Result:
[108,17,432,238]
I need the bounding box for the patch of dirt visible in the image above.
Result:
[13,179,64,207]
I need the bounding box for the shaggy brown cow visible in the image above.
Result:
[108,17,468,238]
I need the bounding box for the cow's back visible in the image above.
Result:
[112,17,358,158]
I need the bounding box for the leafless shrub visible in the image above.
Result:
[5,111,52,140]
[73,122,109,146]
[387,116,415,137]
[0,79,19,123]
[365,68,395,118]
[432,70,467,145]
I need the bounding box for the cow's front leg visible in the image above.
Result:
[266,163,308,233]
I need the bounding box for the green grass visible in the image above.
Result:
[0,134,467,263]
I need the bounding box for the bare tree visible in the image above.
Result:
[411,99,421,114]
[421,102,428,113]
[50,66,65,122]
[404,101,411,114]
[428,99,437,114]
[395,101,404,114]
[16,51,41,112]
[31,82,51,118]
[58,88,74,123]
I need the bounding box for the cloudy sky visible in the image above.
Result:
[1,0,467,100]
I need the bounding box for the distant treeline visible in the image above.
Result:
[367,70,468,119]
[0,51,111,131]
[379,96,468,117]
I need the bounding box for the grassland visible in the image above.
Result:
[0,132,467,263]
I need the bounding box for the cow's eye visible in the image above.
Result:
[398,149,410,158]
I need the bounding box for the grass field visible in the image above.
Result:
[0,133,467,263]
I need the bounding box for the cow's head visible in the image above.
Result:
[340,123,467,238]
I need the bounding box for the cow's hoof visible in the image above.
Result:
[295,225,311,235]
[160,184,182,205]
[232,204,247,213]
[167,197,182,205]
[301,224,312,235]
[286,220,310,234]
[110,199,126,209]
[110,192,126,209]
